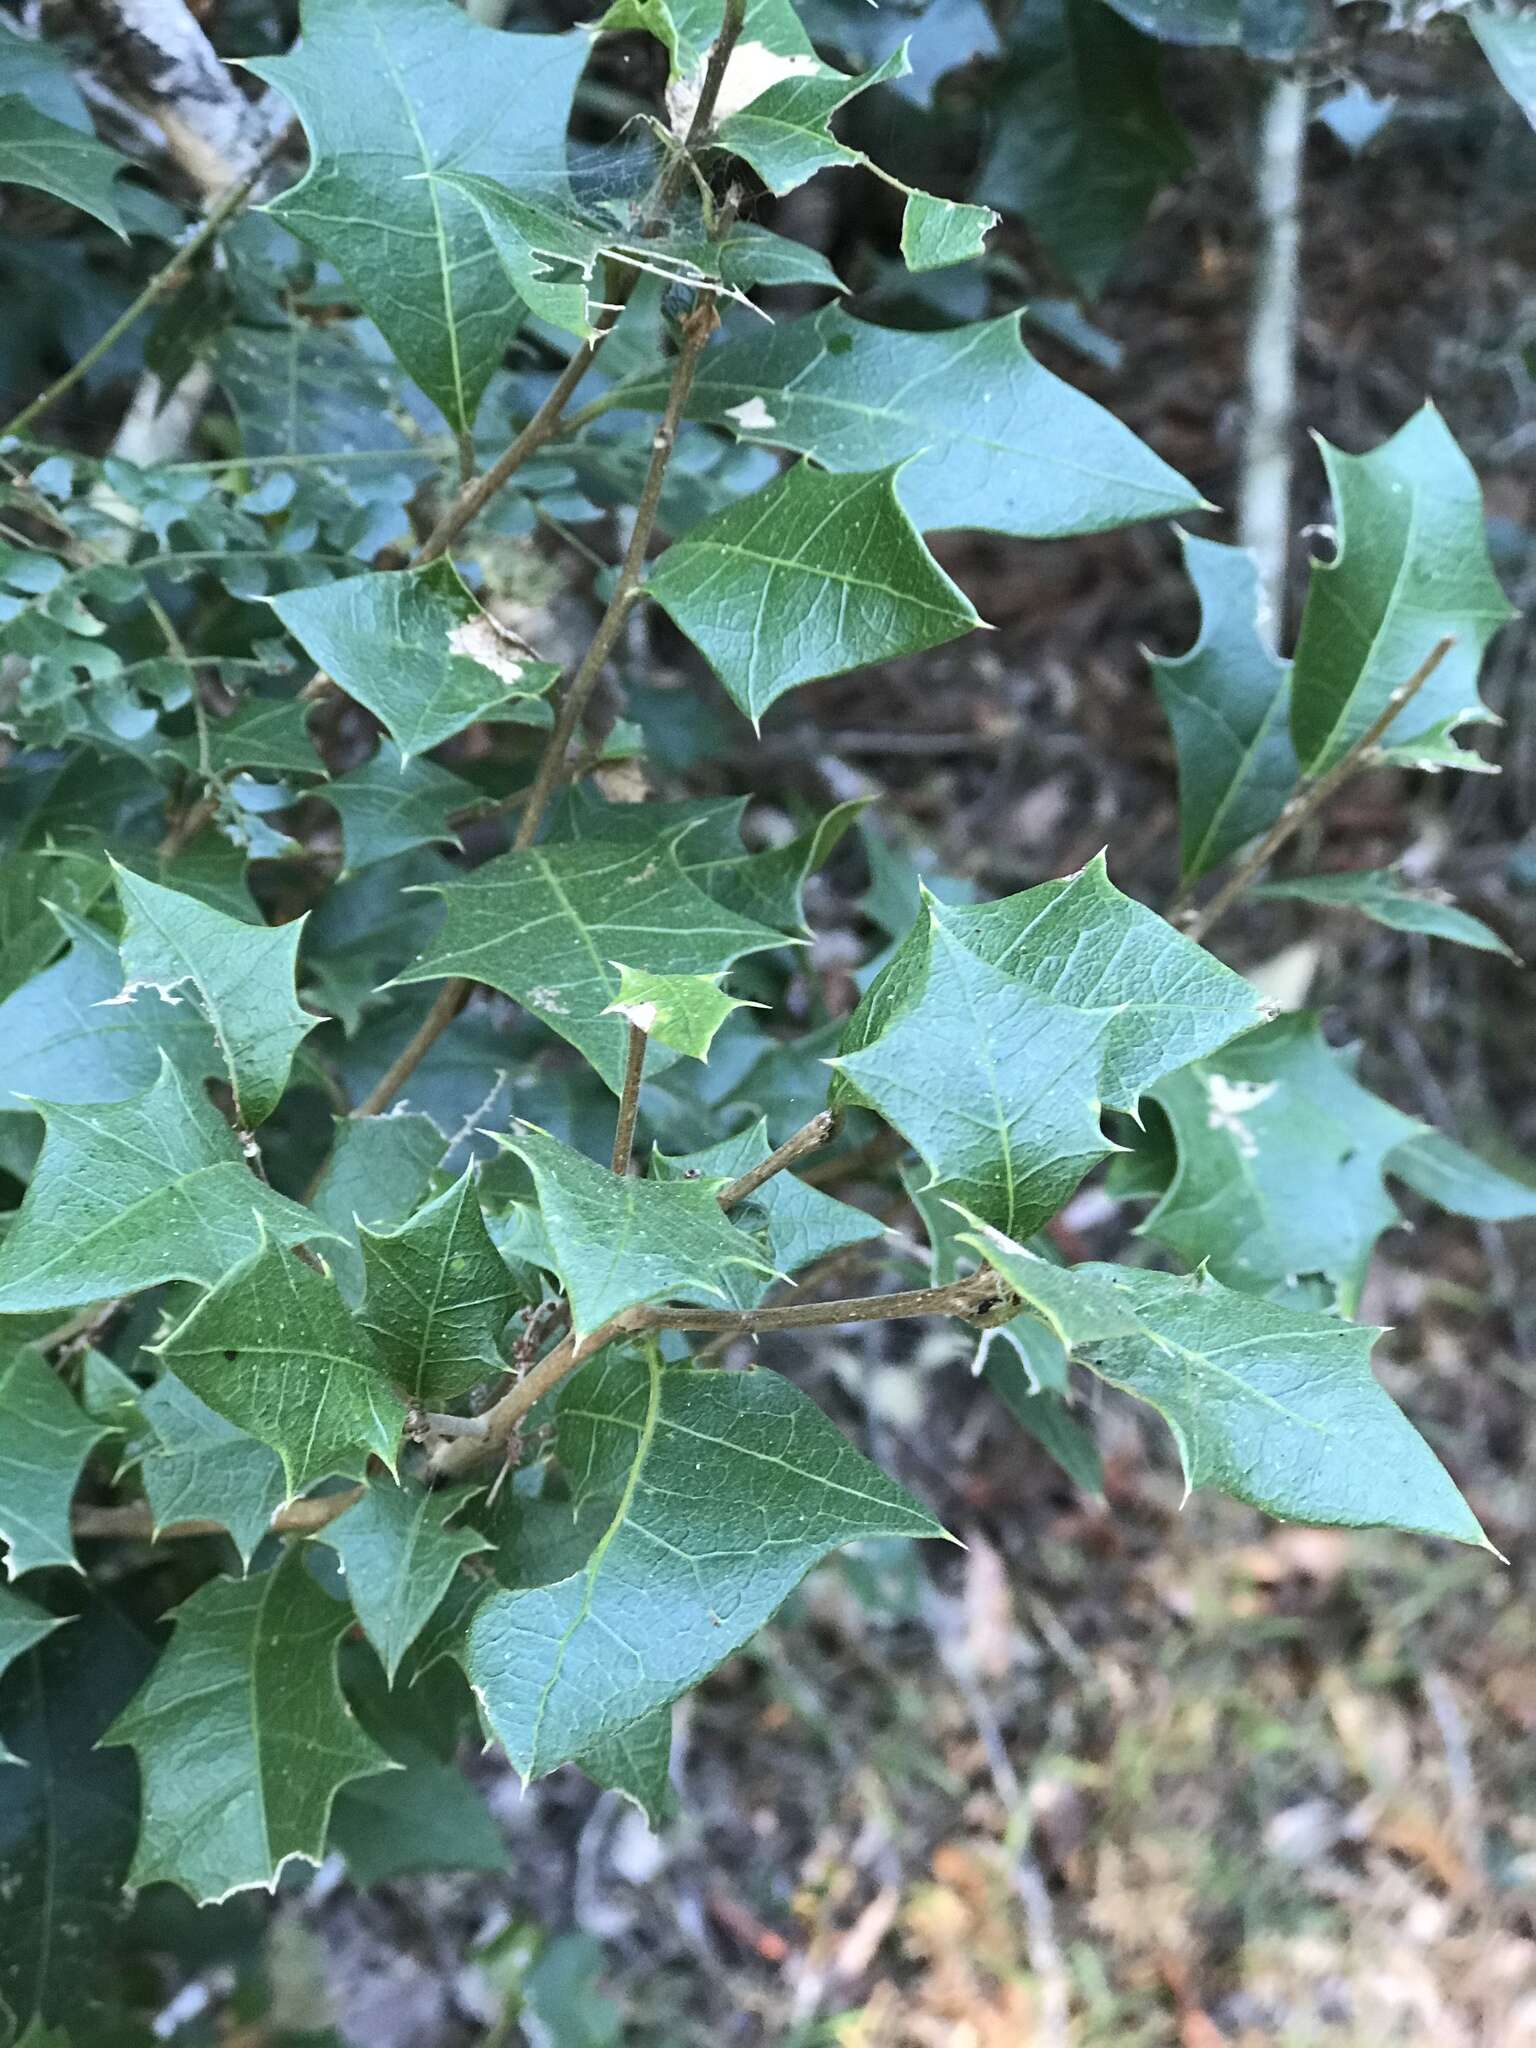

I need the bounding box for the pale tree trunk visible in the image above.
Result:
[1240,71,1307,639]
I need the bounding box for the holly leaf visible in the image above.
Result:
[604,964,754,1060]
[494,1124,775,1337]
[269,561,558,763]
[394,831,786,1089]
[0,1592,66,1765]
[135,1374,286,1569]
[0,849,112,1005]
[308,1108,448,1302]
[0,97,129,235]
[576,1703,676,1827]
[103,1552,393,1901]
[648,462,981,724]
[463,1345,941,1778]
[328,1747,506,1885]
[357,1168,523,1404]
[111,863,317,1128]
[0,1349,109,1581]
[653,1118,883,1308]
[319,1478,490,1682]
[834,859,1263,1238]
[0,1058,328,1316]
[322,740,474,875]
[716,46,909,196]
[1387,1131,1536,1223]
[247,0,590,430]
[1144,1013,1424,1312]
[1149,531,1298,884]
[950,1211,1141,1347]
[156,697,323,781]
[1252,868,1517,958]
[153,1234,408,1499]
[1290,406,1516,775]
[899,189,998,271]
[616,307,1196,541]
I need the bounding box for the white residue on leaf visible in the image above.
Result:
[613,1000,658,1034]
[99,976,188,1010]
[667,41,822,135]
[1204,1073,1278,1158]
[448,613,526,689]
[526,986,569,1015]
[725,396,776,432]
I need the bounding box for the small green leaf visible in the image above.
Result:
[358,1169,522,1404]
[0,849,112,1005]
[322,740,474,874]
[247,0,590,430]
[319,1478,490,1682]
[0,19,92,129]
[156,697,323,781]
[1387,1130,1536,1223]
[980,1348,1102,1496]
[1149,531,1298,884]
[269,561,558,762]
[951,1210,1141,1347]
[648,463,981,723]
[308,1109,447,1303]
[576,1703,676,1827]
[0,97,129,235]
[464,1345,942,1778]
[716,46,910,195]
[103,1552,394,1901]
[0,1058,328,1316]
[1253,868,1517,958]
[395,832,785,1089]
[111,863,317,1127]
[0,1344,105,1575]
[605,964,753,1060]
[900,190,997,272]
[136,1374,286,1569]
[1290,406,1516,774]
[329,1749,506,1885]
[154,1234,408,1499]
[0,1591,66,1765]
[494,1124,775,1337]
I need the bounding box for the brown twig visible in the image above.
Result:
[650,0,747,222]
[1181,636,1455,945]
[610,1020,649,1174]
[73,1485,362,1544]
[718,1109,842,1207]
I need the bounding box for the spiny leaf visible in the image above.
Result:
[1144,1013,1424,1312]
[617,306,1199,539]
[605,964,753,1060]
[1387,1131,1536,1223]
[0,97,129,235]
[648,462,981,723]
[103,1552,393,1902]
[463,1345,942,1778]
[0,1592,66,1765]
[0,1058,328,1316]
[494,1124,776,1338]
[1252,868,1517,958]
[319,1478,490,1682]
[153,1233,408,1500]
[247,0,590,430]
[308,1109,448,1302]
[269,561,558,763]
[358,1168,523,1404]
[111,863,317,1127]
[394,831,786,1090]
[1149,531,1298,884]
[0,1350,109,1581]
[834,859,1263,1238]
[716,46,910,196]
[1290,406,1516,774]
[900,189,998,272]
[135,1375,286,1569]
[576,1703,677,1828]
[321,739,475,875]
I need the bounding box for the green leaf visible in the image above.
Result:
[0,19,91,129]
[357,1169,522,1404]
[1289,406,1517,775]
[648,463,981,723]
[156,696,323,782]
[153,1233,408,1499]
[1387,1131,1536,1223]
[979,1350,1102,1496]
[319,1478,490,1682]
[135,1374,286,1569]
[0,1058,328,1316]
[269,561,558,763]
[463,1345,941,1778]
[617,306,1198,539]
[329,1749,506,1885]
[707,220,843,293]
[394,831,786,1089]
[0,1350,109,1581]
[900,190,997,272]
[1144,1013,1424,1311]
[111,863,317,1127]
[834,859,1263,1238]
[103,1552,393,1901]
[652,1118,883,1308]
[951,1210,1141,1347]
[977,0,1192,294]
[494,1124,775,1337]
[576,1703,676,1827]
[0,1592,66,1765]
[0,849,112,1005]
[1149,531,1298,884]
[247,0,590,430]
[1469,6,1536,127]
[323,740,474,875]
[308,1109,447,1302]
[604,964,753,1060]
[1252,867,1517,958]
[715,46,909,196]
[0,97,129,235]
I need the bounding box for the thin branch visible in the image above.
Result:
[353,978,469,1119]
[610,1021,649,1174]
[717,1109,841,1207]
[1182,635,1455,946]
[74,1485,361,1544]
[1240,72,1306,624]
[650,0,747,222]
